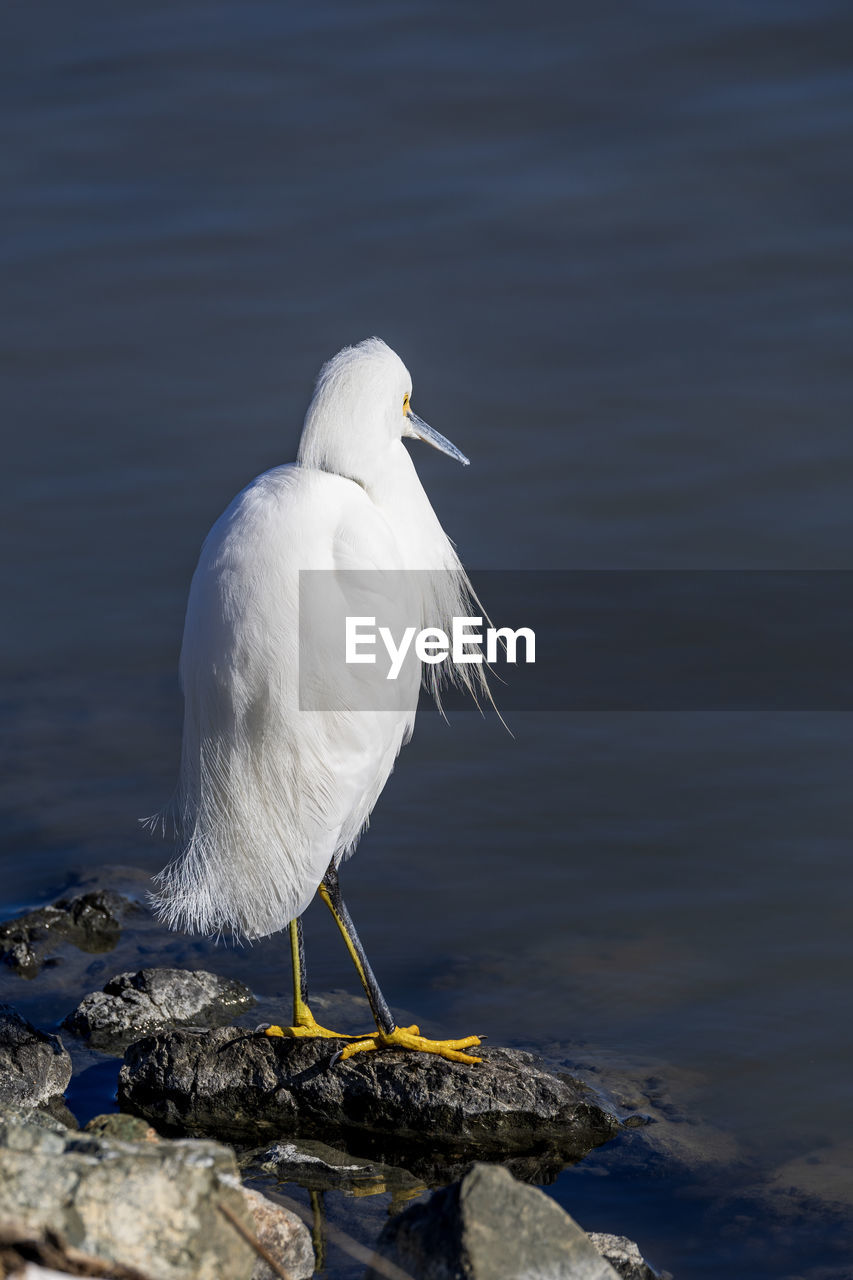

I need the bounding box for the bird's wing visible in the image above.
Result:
[300,471,422,858]
[156,466,418,939]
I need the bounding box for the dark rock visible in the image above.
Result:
[588,1232,669,1280]
[0,1004,72,1109]
[118,1030,618,1178]
[247,1135,422,1194]
[365,1162,620,1279]
[0,1106,257,1280]
[64,967,256,1053]
[0,889,133,977]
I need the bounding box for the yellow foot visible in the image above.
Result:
[337,1024,482,1065]
[262,1006,362,1041]
[264,1022,354,1040]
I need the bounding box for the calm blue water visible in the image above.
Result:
[3,4,853,1277]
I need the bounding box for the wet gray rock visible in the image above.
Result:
[0,1005,72,1109]
[64,967,256,1052]
[0,1107,256,1280]
[365,1162,620,1280]
[118,1030,618,1176]
[247,1135,421,1194]
[243,1187,315,1280]
[588,1233,668,1280]
[0,889,132,977]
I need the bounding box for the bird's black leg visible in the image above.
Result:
[289,917,310,1025]
[318,863,482,1063]
[319,865,396,1035]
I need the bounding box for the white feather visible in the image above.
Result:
[152,338,487,939]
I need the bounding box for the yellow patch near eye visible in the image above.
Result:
[403,393,410,413]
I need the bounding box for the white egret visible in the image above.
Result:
[153,338,488,1063]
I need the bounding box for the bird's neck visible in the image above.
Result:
[363,443,459,573]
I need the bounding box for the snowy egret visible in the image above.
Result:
[153,338,488,1063]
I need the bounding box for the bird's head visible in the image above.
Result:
[297,338,468,489]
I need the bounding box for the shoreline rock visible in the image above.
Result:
[242,1187,315,1280]
[64,967,256,1053]
[365,1162,621,1280]
[588,1232,669,1280]
[0,1005,72,1111]
[118,1029,619,1179]
[0,1106,314,1280]
[0,1109,255,1279]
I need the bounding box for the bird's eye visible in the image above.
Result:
[402,393,410,413]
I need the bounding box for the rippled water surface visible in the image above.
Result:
[3,3,852,1277]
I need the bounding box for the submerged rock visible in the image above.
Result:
[118,1029,618,1177]
[0,889,132,977]
[365,1162,620,1280]
[246,1135,422,1195]
[64,967,256,1053]
[0,1004,72,1110]
[0,1107,258,1280]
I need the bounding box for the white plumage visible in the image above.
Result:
[153,338,485,941]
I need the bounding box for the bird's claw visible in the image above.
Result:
[262,1020,359,1041]
[333,1024,482,1065]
